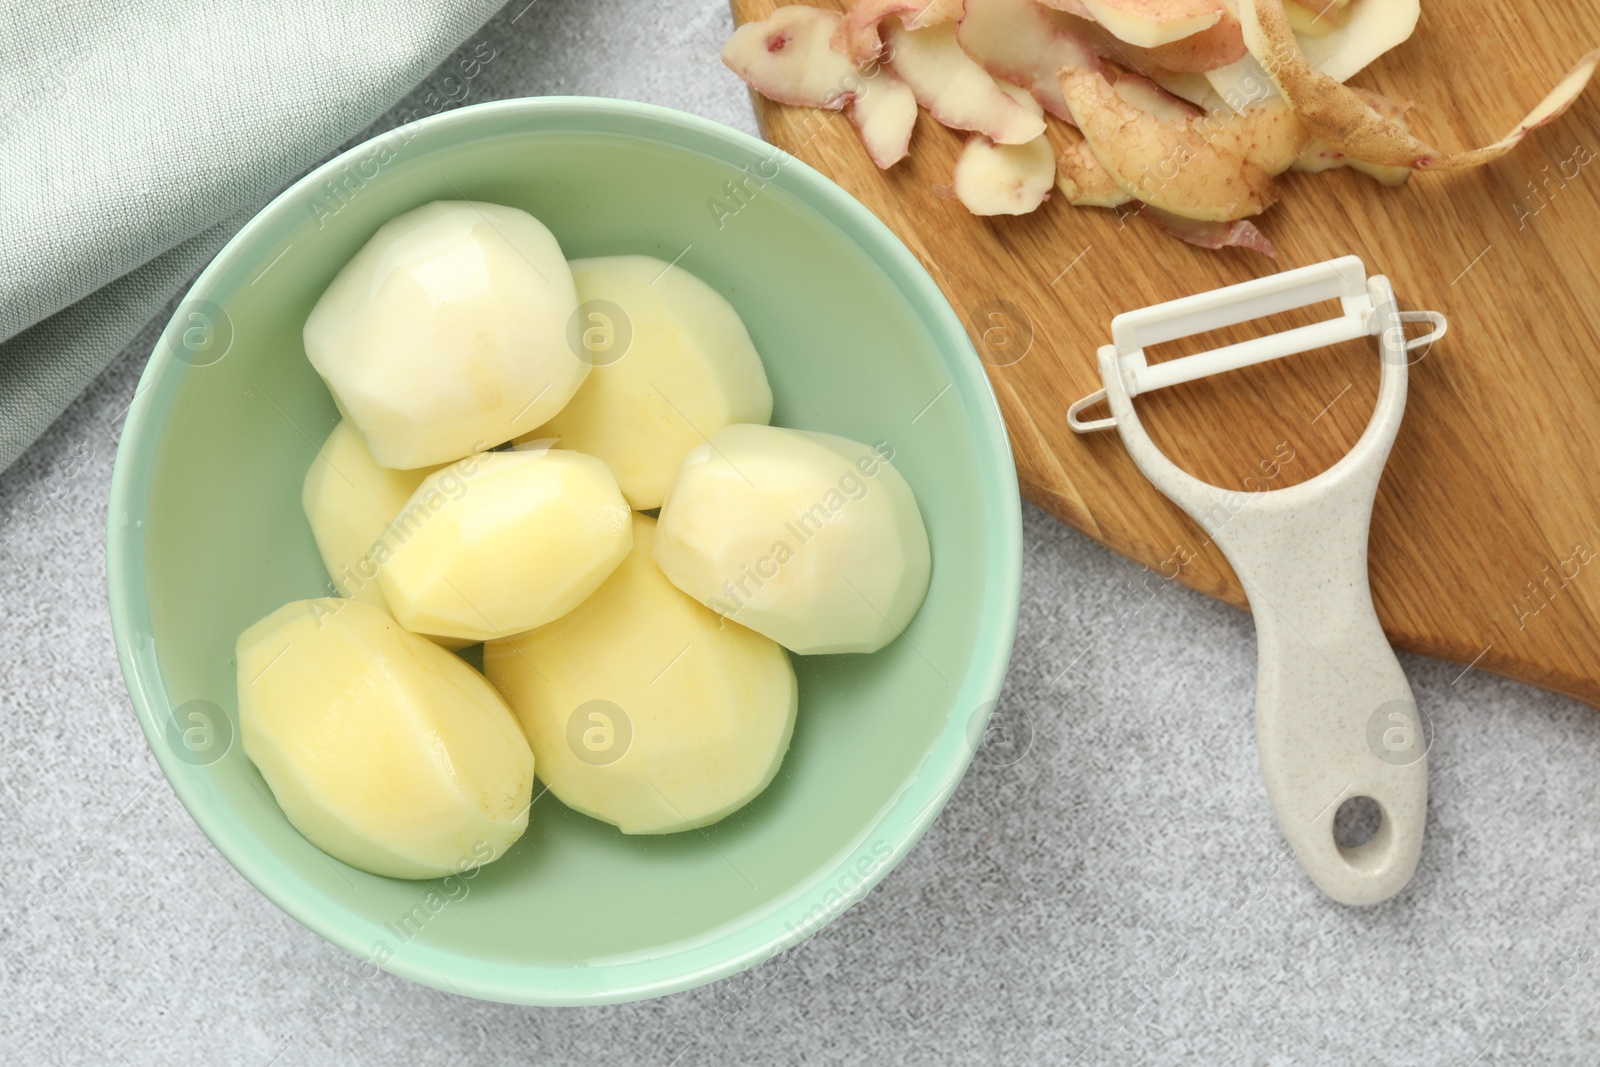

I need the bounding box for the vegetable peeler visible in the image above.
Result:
[1067,256,1446,906]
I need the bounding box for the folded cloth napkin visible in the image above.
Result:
[0,0,506,469]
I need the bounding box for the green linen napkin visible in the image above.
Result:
[0,0,506,469]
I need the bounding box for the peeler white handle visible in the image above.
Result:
[1204,460,1426,907]
[1081,261,1443,905]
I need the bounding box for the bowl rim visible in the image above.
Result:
[106,95,1022,1005]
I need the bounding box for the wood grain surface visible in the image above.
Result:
[729,0,1600,707]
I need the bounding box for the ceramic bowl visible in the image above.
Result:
[107,97,1021,1004]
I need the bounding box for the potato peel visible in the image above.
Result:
[1138,19,1247,74]
[725,0,1595,253]
[955,133,1057,214]
[1056,84,1301,205]
[850,68,921,168]
[1059,66,1275,221]
[1211,97,1311,175]
[1056,139,1131,207]
[1143,206,1278,257]
[723,6,919,171]
[1292,87,1413,185]
[887,19,1047,144]
[1113,71,1201,120]
[956,0,1103,121]
[1054,145,1276,255]
[1152,207,1273,259]
[722,6,857,109]
[1241,0,1600,170]
[1042,0,1223,49]
[833,0,967,66]
[1042,0,1246,73]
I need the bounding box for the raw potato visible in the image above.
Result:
[300,423,469,651]
[654,424,931,655]
[485,515,797,835]
[302,420,431,609]
[376,449,632,642]
[238,598,534,879]
[303,201,584,470]
[529,256,774,510]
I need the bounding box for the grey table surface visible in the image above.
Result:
[4,2,1599,1064]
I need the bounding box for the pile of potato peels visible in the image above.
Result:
[723,0,1600,255]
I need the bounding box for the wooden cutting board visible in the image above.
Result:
[730,0,1600,708]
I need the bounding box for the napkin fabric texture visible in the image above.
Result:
[0,0,506,469]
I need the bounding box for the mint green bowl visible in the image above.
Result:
[107,98,1021,1005]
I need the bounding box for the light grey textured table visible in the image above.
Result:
[4,2,1599,1064]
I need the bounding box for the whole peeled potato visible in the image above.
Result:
[375,448,632,642]
[527,255,773,509]
[654,424,931,654]
[237,597,534,879]
[303,200,584,469]
[485,514,796,834]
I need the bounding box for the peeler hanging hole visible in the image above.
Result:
[1383,310,1449,367]
[1333,795,1383,850]
[1067,388,1115,433]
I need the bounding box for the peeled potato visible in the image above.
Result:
[303,200,584,469]
[238,597,534,879]
[375,448,631,642]
[654,424,931,655]
[484,514,796,834]
[304,421,427,607]
[527,255,774,510]
[302,422,478,650]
